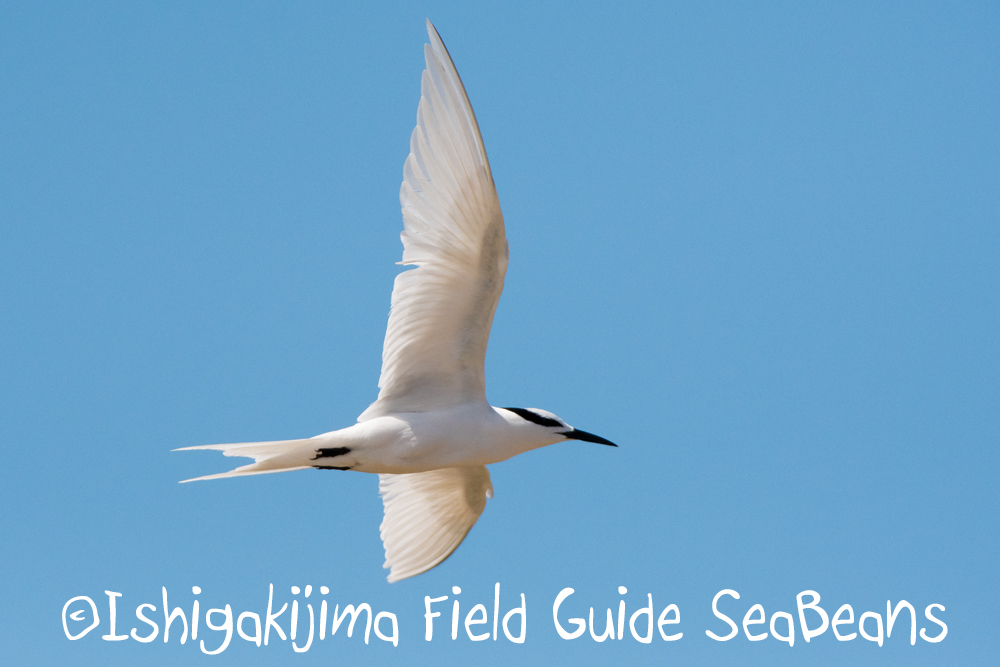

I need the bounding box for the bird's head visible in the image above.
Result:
[498,407,617,449]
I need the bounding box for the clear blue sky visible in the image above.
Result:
[2,1,997,665]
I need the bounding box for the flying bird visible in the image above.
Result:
[178,20,616,582]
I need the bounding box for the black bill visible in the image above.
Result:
[560,429,618,447]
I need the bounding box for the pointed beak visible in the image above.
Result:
[561,429,618,447]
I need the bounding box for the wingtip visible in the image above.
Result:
[385,566,421,584]
[425,18,445,51]
[383,559,422,583]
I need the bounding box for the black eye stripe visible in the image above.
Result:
[502,407,562,428]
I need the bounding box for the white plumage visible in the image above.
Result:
[178,20,616,582]
[379,466,493,583]
[359,20,506,420]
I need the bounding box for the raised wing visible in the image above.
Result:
[379,465,493,582]
[359,20,507,421]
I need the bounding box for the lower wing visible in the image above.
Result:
[378,465,493,582]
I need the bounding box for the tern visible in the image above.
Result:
[179,20,617,582]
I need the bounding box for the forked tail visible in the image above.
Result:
[174,438,317,482]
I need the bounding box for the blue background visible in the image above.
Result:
[1,1,996,664]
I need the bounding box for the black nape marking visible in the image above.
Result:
[502,407,562,428]
[313,465,351,471]
[312,447,351,460]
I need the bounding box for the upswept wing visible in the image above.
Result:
[379,465,493,582]
[359,20,507,421]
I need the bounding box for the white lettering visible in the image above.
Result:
[62,596,99,640]
[465,604,490,641]
[502,593,526,643]
[832,604,856,641]
[796,590,829,642]
[886,600,916,645]
[331,604,372,644]
[201,605,233,655]
[657,604,682,641]
[552,588,585,640]
[629,594,653,643]
[374,611,399,646]
[292,603,314,653]
[102,591,128,641]
[920,604,947,643]
[162,587,188,644]
[237,611,262,646]
[264,584,286,645]
[859,611,883,646]
[706,589,739,641]
[770,611,794,647]
[131,604,159,643]
[424,595,446,641]
[742,604,767,641]
[589,607,614,642]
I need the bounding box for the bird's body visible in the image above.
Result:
[179,20,615,582]
[190,403,565,477]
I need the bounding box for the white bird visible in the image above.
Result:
[178,20,616,583]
